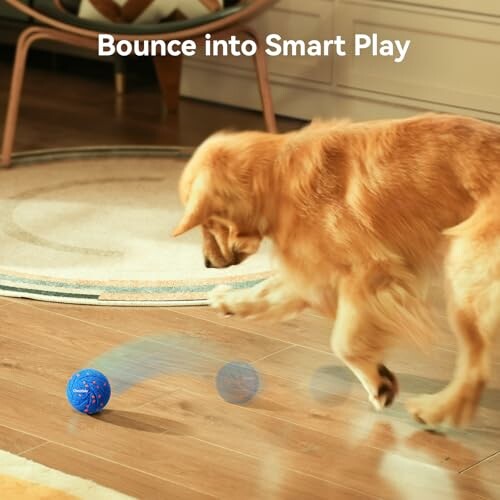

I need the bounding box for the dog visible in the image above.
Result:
[172,114,500,427]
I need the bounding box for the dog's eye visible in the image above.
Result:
[231,249,246,264]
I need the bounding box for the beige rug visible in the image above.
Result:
[0,450,133,499]
[0,147,271,305]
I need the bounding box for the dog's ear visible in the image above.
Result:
[172,196,205,236]
[172,176,209,236]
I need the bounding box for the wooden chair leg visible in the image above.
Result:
[114,56,126,96]
[240,27,277,133]
[153,55,183,114]
[1,27,36,167]
[1,27,96,167]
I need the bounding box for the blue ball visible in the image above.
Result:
[216,361,260,404]
[66,369,111,415]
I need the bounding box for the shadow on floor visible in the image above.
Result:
[94,409,189,435]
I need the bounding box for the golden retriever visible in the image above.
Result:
[172,114,500,427]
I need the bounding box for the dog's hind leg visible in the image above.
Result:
[407,201,500,426]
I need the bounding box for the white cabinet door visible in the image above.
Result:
[335,0,500,116]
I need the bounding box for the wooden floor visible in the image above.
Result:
[0,55,302,152]
[0,59,499,499]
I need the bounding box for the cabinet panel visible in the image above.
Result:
[335,1,500,114]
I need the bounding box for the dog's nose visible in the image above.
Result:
[204,257,213,268]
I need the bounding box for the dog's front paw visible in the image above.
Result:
[208,285,235,317]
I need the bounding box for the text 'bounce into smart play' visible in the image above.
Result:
[98,32,412,64]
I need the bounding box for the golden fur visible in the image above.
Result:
[173,114,500,427]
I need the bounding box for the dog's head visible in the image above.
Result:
[172,132,273,268]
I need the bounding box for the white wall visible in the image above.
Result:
[181,0,500,122]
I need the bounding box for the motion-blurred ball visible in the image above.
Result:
[216,361,260,404]
[66,369,111,415]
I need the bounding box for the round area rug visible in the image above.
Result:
[0,147,272,306]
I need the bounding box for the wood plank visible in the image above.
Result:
[0,303,185,408]
[24,443,215,500]
[462,453,500,486]
[0,334,180,409]
[171,305,334,353]
[153,367,491,474]
[0,425,45,455]
[252,345,500,472]
[0,379,369,500]
[142,389,500,500]
[17,301,290,362]
[0,300,291,411]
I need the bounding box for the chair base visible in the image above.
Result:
[1,24,277,168]
[1,27,97,167]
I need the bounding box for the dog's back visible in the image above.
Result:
[279,114,500,269]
